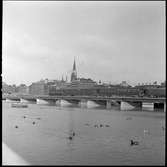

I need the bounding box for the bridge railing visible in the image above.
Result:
[3,93,166,102]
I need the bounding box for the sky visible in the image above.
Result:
[2,1,166,86]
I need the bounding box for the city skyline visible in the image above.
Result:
[2,1,165,86]
[2,57,166,87]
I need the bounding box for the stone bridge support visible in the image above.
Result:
[36,98,49,104]
[120,101,135,111]
[142,102,154,111]
[106,100,111,109]
[87,100,100,108]
[55,99,61,106]
[6,98,20,102]
[79,99,87,108]
[164,102,166,112]
[37,98,57,105]
[20,98,29,103]
[59,100,74,107]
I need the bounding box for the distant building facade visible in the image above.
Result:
[29,79,69,95]
[120,81,130,87]
[29,80,50,95]
[161,81,166,87]
[2,82,17,94]
[70,78,97,88]
[16,84,29,94]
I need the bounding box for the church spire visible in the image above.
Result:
[73,58,76,71]
[71,57,77,82]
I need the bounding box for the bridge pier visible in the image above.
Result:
[6,98,20,103]
[120,101,135,111]
[59,100,73,106]
[106,100,111,109]
[87,100,100,108]
[20,98,29,103]
[36,98,49,104]
[164,102,166,112]
[55,99,61,106]
[80,99,87,108]
[142,102,154,111]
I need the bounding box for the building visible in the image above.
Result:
[48,59,97,96]
[29,80,50,95]
[161,81,166,87]
[120,81,130,87]
[30,78,68,95]
[2,82,17,94]
[70,78,97,88]
[16,84,29,94]
[69,58,97,88]
[70,58,97,87]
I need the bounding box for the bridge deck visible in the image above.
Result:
[3,94,166,103]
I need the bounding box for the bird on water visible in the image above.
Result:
[130,140,139,146]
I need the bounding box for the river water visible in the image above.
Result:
[2,100,165,165]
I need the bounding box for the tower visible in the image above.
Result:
[71,58,77,82]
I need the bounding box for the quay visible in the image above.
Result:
[2,94,166,111]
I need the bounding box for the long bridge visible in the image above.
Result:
[2,94,166,111]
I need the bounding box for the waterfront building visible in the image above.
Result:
[161,81,166,87]
[29,78,69,95]
[70,78,97,88]
[29,80,50,95]
[16,84,29,94]
[120,81,130,87]
[2,82,17,94]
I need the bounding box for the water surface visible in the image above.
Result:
[2,101,165,165]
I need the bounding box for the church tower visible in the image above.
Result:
[71,58,77,82]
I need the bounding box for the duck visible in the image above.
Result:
[99,124,103,127]
[68,136,73,140]
[94,124,98,128]
[130,140,139,146]
[15,125,18,128]
[32,121,36,125]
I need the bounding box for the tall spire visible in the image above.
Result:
[71,57,77,82]
[73,58,76,71]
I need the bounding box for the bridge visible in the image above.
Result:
[2,94,166,111]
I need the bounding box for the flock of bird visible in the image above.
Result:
[14,115,41,129]
[14,115,165,146]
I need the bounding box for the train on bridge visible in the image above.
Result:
[49,85,166,98]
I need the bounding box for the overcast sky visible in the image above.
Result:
[2,1,165,86]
